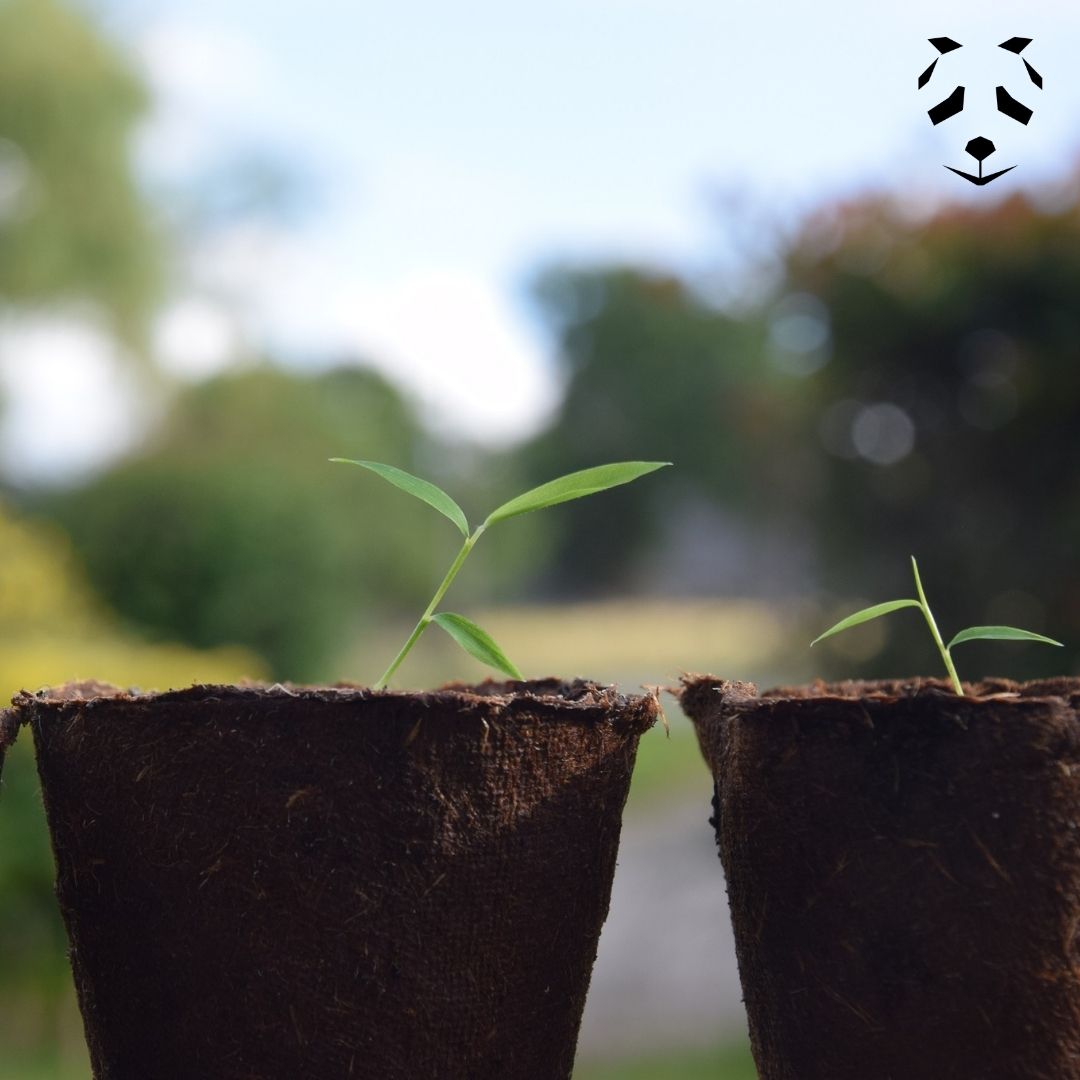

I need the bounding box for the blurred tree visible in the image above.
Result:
[782,191,1080,679]
[0,0,160,338]
[45,364,491,681]
[521,267,804,595]
[522,187,1080,683]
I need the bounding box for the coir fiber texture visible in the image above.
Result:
[0,705,17,787]
[7,679,657,1080]
[680,675,1080,1080]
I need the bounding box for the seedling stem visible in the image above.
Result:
[375,527,485,690]
[910,557,963,695]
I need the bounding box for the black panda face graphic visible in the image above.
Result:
[919,37,1043,185]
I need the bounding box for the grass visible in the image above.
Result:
[624,700,714,805]
[0,995,89,1080]
[0,1057,86,1080]
[1,1040,757,1080]
[574,1040,757,1079]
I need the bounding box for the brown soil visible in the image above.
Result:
[6,678,657,1080]
[680,675,1080,1080]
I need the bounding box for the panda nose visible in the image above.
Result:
[966,137,996,162]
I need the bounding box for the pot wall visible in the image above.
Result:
[682,676,1080,1080]
[13,680,657,1080]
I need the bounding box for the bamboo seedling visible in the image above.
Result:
[331,459,670,688]
[811,555,1062,695]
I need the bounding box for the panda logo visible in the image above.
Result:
[919,36,1043,185]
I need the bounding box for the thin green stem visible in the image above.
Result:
[373,526,486,689]
[911,556,963,696]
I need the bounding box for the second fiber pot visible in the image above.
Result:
[680,675,1080,1080]
[6,679,657,1080]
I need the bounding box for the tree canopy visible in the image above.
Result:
[0,0,160,337]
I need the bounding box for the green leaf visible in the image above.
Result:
[431,612,524,680]
[330,459,469,537]
[811,599,922,647]
[910,555,930,609]
[947,625,1064,650]
[483,461,670,527]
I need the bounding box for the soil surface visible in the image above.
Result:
[680,675,1080,1080]
[8,679,656,1080]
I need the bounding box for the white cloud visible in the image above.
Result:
[154,298,238,379]
[182,220,559,445]
[135,20,272,108]
[337,269,559,444]
[132,18,282,179]
[0,318,144,485]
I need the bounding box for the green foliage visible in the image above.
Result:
[813,557,1062,693]
[0,740,70,991]
[335,458,669,687]
[782,193,1080,680]
[522,268,775,592]
[810,599,921,643]
[431,612,523,681]
[946,625,1062,649]
[573,1040,757,1080]
[524,192,1080,678]
[330,459,470,537]
[46,366,443,680]
[484,462,668,526]
[0,0,160,337]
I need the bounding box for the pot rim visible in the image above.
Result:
[680,673,1080,711]
[13,676,654,711]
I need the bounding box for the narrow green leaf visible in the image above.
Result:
[910,555,929,610]
[483,461,670,527]
[431,612,524,680]
[331,459,469,537]
[947,625,1064,650]
[811,599,922,647]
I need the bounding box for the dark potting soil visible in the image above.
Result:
[6,678,657,1080]
[680,675,1080,1080]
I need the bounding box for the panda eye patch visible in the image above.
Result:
[929,86,965,125]
[996,86,1033,125]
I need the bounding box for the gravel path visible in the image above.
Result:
[576,792,749,1061]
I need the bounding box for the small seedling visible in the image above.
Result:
[332,459,670,688]
[811,555,1063,695]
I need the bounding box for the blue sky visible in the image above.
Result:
[5,0,1080,479]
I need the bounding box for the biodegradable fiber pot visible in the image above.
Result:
[680,675,1080,1080]
[4,679,657,1080]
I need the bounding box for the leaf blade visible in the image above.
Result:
[811,599,922,647]
[947,625,1064,650]
[483,461,670,527]
[331,459,469,537]
[431,612,524,680]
